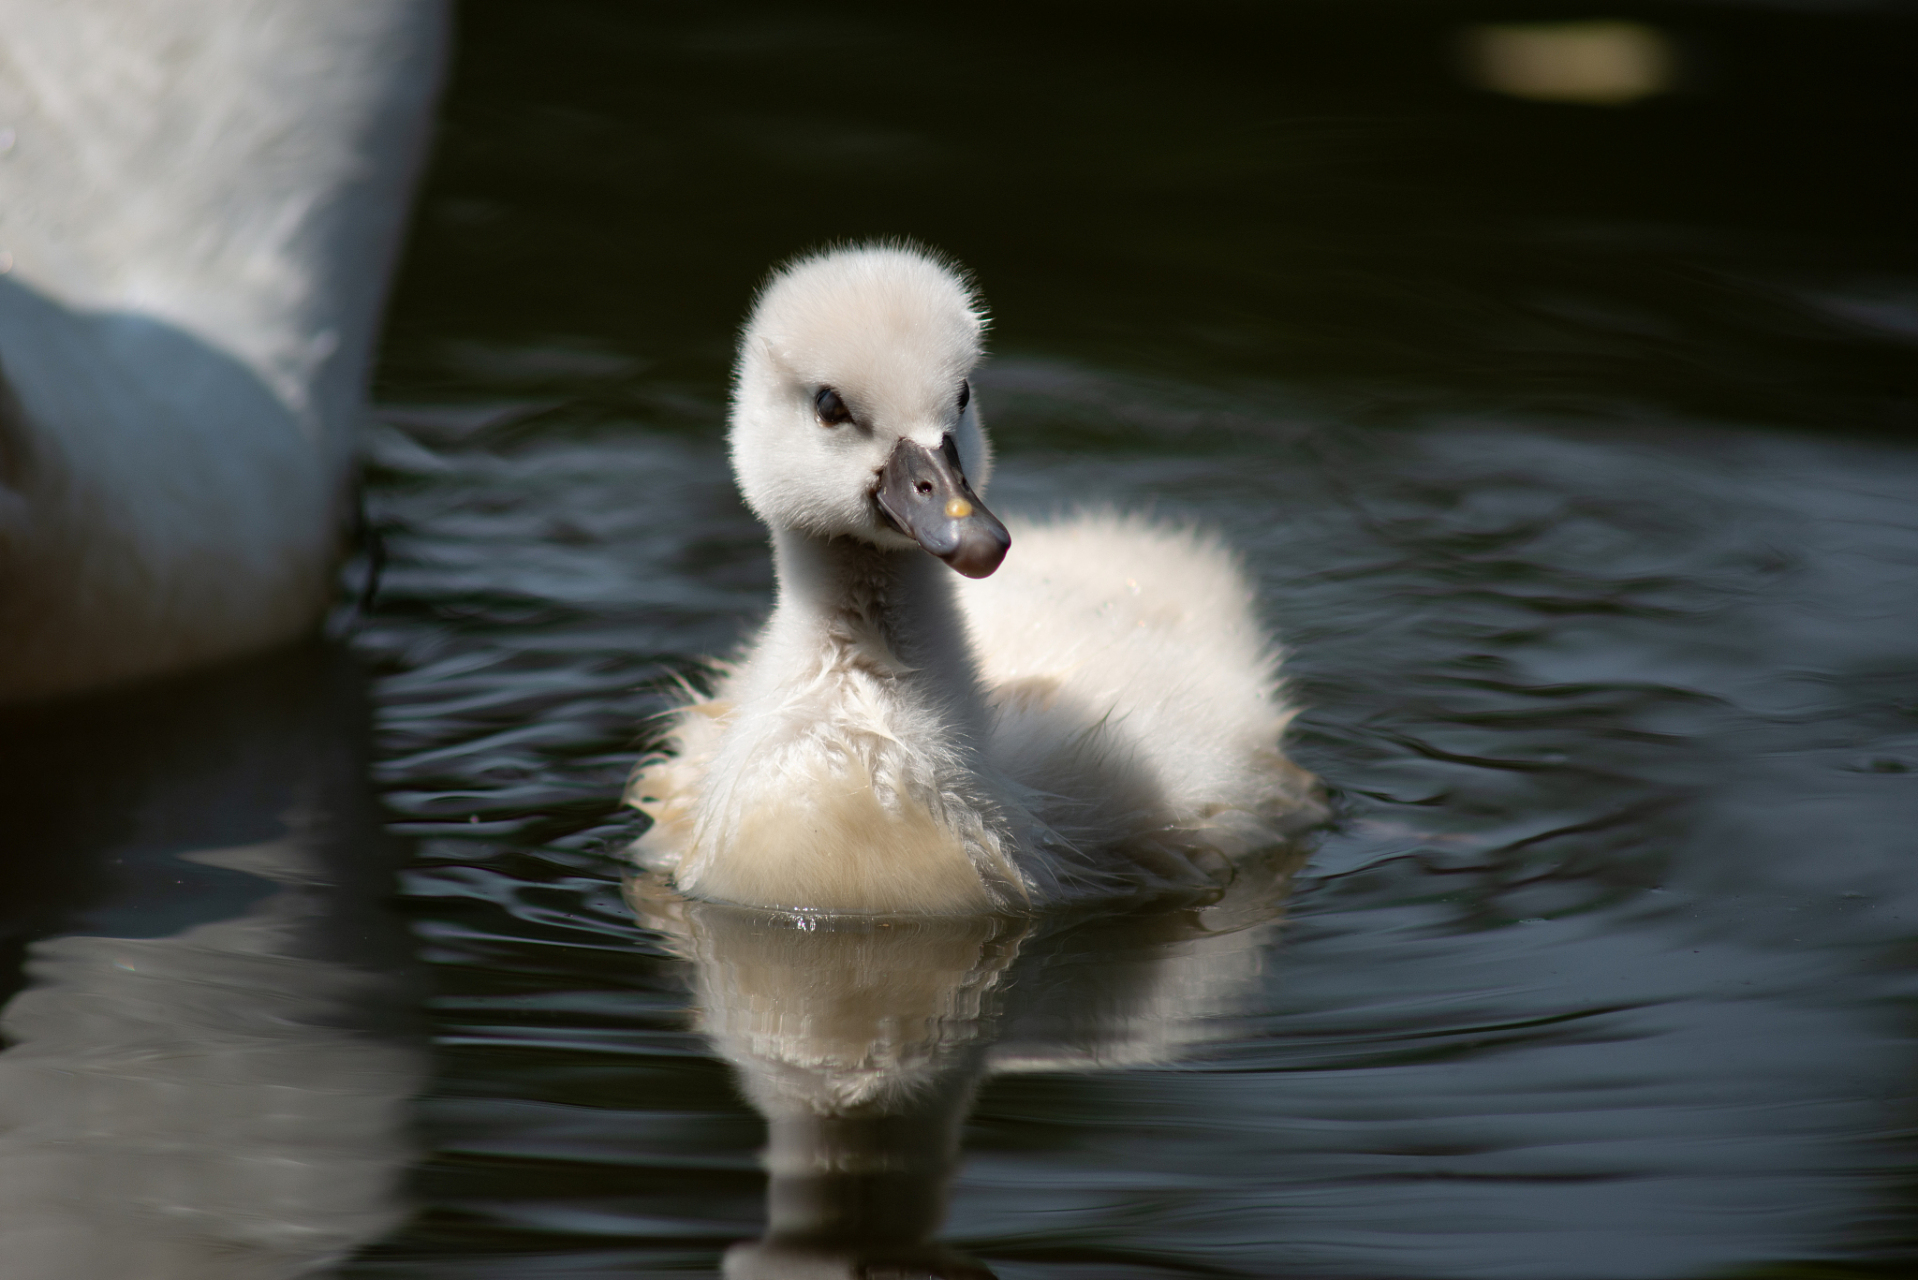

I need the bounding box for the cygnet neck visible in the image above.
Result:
[767,527,989,729]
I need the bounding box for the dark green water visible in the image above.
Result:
[6,2,1918,1276]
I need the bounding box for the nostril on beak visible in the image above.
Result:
[874,434,1010,578]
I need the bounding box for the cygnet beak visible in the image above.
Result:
[874,435,1010,578]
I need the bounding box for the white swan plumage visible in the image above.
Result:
[629,244,1320,914]
[0,0,444,703]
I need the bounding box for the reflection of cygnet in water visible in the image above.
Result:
[0,836,425,1280]
[633,850,1299,1280]
[676,907,1012,1279]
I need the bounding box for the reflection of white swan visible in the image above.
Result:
[0,1,445,702]
[630,245,1321,913]
[633,851,1299,1280]
[0,837,424,1280]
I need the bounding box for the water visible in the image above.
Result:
[4,2,1917,1276]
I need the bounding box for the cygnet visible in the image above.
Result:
[628,245,1320,913]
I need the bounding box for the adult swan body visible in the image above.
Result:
[629,245,1322,914]
[0,0,446,702]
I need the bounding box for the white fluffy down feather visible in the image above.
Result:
[628,245,1321,913]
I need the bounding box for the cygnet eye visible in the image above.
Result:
[814,386,853,427]
[957,379,971,412]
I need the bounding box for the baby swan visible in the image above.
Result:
[628,245,1319,914]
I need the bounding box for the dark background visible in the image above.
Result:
[378,0,1918,434]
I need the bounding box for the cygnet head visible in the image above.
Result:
[730,244,1010,578]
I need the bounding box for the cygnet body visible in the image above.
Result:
[628,245,1319,913]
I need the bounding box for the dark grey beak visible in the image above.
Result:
[874,435,1010,579]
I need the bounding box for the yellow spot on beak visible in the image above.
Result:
[945,497,973,519]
